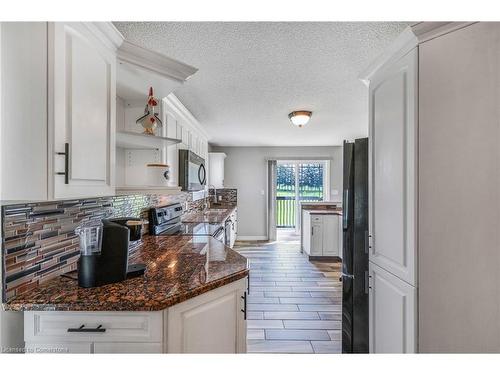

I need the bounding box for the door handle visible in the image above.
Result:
[241,292,247,320]
[67,324,106,333]
[198,164,206,185]
[364,271,370,294]
[56,142,69,184]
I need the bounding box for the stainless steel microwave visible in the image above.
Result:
[178,150,206,191]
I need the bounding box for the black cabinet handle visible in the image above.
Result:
[240,292,247,320]
[56,142,69,184]
[67,324,106,333]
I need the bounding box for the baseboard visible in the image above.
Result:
[236,236,268,241]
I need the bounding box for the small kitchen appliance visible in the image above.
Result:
[76,218,146,288]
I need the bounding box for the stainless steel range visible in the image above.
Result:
[149,203,225,243]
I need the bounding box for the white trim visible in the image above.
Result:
[359,22,476,85]
[359,27,418,85]
[82,22,124,52]
[411,22,476,43]
[118,40,197,83]
[164,94,211,141]
[236,236,268,241]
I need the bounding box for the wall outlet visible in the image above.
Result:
[331,189,339,196]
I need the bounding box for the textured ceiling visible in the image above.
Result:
[114,22,408,146]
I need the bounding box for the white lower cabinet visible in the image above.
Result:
[303,213,341,257]
[23,279,247,354]
[167,278,247,353]
[369,262,416,353]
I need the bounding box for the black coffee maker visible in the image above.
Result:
[76,218,146,288]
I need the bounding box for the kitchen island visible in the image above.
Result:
[4,234,248,353]
[301,204,342,260]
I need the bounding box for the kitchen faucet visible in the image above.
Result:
[208,184,218,204]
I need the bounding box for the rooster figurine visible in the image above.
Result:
[136,87,162,135]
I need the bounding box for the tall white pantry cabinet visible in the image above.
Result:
[361,22,500,353]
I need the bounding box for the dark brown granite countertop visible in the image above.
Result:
[3,234,248,312]
[181,205,236,224]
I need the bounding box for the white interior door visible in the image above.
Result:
[369,48,417,286]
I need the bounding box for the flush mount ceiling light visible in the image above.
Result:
[288,111,312,127]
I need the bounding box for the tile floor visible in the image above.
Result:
[234,229,342,354]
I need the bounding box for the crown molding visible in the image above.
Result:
[359,22,476,85]
[358,27,418,85]
[164,94,211,141]
[411,22,476,43]
[118,40,198,83]
[82,22,124,51]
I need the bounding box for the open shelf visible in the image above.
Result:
[116,131,181,150]
[116,40,197,104]
[115,186,182,196]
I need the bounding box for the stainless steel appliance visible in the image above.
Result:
[342,138,369,353]
[179,150,206,191]
[148,203,184,235]
[149,203,225,243]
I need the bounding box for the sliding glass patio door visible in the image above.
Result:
[276,161,328,229]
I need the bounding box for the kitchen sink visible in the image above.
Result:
[205,209,227,213]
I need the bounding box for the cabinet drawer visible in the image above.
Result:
[311,215,323,222]
[24,311,163,343]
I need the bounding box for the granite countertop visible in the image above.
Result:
[181,205,236,224]
[3,234,248,312]
[304,208,342,215]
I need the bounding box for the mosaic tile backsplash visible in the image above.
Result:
[1,192,203,302]
[208,188,237,205]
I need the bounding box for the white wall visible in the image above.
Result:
[212,146,343,239]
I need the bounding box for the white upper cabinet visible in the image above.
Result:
[208,152,226,188]
[50,23,117,199]
[1,22,121,201]
[1,22,203,200]
[1,23,48,201]
[368,48,417,286]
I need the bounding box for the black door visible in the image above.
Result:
[341,141,355,353]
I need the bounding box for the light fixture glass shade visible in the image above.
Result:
[289,111,312,127]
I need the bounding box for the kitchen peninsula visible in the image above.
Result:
[4,232,248,353]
